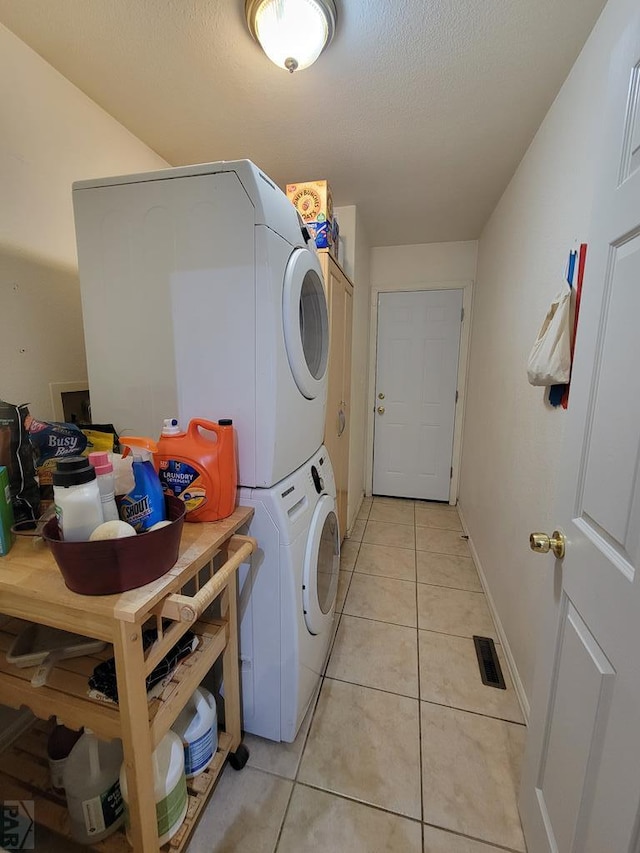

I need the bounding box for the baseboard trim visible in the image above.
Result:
[457,505,531,724]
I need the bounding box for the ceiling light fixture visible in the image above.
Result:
[245,0,337,73]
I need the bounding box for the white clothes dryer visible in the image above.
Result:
[238,446,339,742]
[73,160,329,488]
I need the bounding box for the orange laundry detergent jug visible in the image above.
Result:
[155,418,238,522]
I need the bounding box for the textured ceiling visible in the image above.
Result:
[0,0,606,246]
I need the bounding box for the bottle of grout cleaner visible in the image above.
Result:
[119,437,166,531]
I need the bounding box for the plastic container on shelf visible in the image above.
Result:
[88,451,119,523]
[63,729,124,845]
[171,686,218,778]
[7,623,106,687]
[47,718,83,791]
[6,624,106,668]
[120,730,188,846]
[156,418,238,522]
[52,457,103,541]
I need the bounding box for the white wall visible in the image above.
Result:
[459,0,630,713]
[0,24,167,420]
[371,242,478,288]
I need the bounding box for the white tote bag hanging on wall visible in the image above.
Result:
[527,283,572,386]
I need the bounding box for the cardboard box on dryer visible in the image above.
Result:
[286,180,333,226]
[0,466,15,555]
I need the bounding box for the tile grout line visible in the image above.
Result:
[294,779,425,826]
[415,578,483,592]
[418,625,503,644]
[355,568,479,590]
[419,696,527,727]
[416,623,498,642]
[323,671,418,702]
[415,546,473,558]
[412,514,426,852]
[341,610,418,630]
[418,580,486,595]
[422,820,527,853]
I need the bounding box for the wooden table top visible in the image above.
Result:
[0,506,253,633]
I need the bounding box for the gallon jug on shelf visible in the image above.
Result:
[47,718,83,792]
[63,729,124,844]
[171,686,218,778]
[156,418,238,522]
[119,437,166,531]
[120,730,188,846]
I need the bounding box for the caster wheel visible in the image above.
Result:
[229,743,249,771]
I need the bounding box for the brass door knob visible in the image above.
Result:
[377,406,385,415]
[529,530,566,559]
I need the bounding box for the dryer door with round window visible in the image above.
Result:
[282,248,329,400]
[303,495,339,635]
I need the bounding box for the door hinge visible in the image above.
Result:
[450,466,453,479]
[455,390,459,403]
[461,307,464,322]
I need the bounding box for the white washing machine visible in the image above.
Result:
[73,160,329,488]
[238,446,339,742]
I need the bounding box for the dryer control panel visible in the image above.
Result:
[310,462,325,494]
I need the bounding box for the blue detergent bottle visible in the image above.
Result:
[119,437,166,531]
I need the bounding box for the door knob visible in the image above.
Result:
[529,530,566,559]
[378,392,385,400]
[377,406,385,415]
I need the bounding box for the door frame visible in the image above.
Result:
[365,279,473,504]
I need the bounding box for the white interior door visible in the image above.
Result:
[372,289,462,501]
[519,12,640,852]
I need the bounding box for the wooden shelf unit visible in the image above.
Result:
[0,719,237,852]
[0,506,255,852]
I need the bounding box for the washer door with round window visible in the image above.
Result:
[282,248,329,400]
[302,495,340,635]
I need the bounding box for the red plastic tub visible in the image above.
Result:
[42,496,185,595]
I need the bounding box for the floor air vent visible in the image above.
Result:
[473,636,506,690]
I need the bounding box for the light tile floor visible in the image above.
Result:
[34,497,527,852]
[187,496,528,853]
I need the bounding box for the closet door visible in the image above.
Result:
[320,253,353,541]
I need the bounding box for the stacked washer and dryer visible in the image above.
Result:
[73,160,339,742]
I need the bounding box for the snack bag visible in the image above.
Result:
[26,418,120,508]
[78,424,119,454]
[0,398,40,525]
[25,416,88,508]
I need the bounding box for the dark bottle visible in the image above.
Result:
[47,718,83,791]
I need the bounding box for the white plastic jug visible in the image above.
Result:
[63,730,124,845]
[120,730,188,846]
[172,686,218,778]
